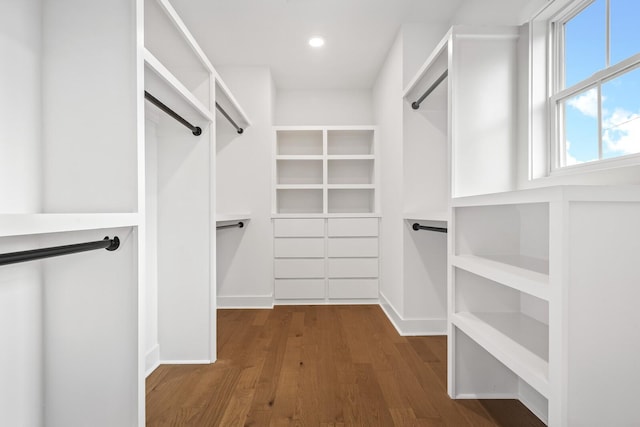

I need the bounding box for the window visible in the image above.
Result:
[551,0,640,169]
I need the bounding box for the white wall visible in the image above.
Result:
[402,23,449,90]
[0,0,42,213]
[451,0,546,25]
[216,66,275,307]
[275,89,373,125]
[373,32,405,317]
[0,1,43,425]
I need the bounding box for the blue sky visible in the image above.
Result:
[564,0,640,165]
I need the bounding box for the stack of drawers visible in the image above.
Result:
[273,218,379,301]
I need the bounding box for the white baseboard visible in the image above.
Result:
[379,292,446,336]
[454,393,519,399]
[274,298,379,306]
[145,344,160,378]
[217,295,274,309]
[159,359,213,365]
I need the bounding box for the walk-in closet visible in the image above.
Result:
[2,0,639,425]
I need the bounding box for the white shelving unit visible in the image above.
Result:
[1,1,143,425]
[448,185,640,426]
[273,126,379,217]
[272,126,380,303]
[143,0,250,374]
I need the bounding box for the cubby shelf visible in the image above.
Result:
[273,126,379,216]
[452,312,550,398]
[451,254,549,301]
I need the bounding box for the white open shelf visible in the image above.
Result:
[0,214,140,238]
[274,126,379,216]
[452,254,549,301]
[216,213,251,223]
[144,49,214,122]
[404,211,449,223]
[452,312,549,398]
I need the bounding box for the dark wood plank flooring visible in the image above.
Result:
[146,305,544,426]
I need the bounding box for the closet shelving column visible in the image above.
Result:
[272,126,380,302]
[448,185,640,426]
[143,0,250,368]
[1,0,143,425]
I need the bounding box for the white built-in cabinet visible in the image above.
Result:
[1,0,249,425]
[272,127,380,302]
[449,186,640,426]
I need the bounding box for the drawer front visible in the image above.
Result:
[328,279,379,299]
[275,279,325,300]
[275,238,324,258]
[328,237,378,258]
[328,218,378,237]
[327,258,378,278]
[274,258,325,278]
[274,219,324,237]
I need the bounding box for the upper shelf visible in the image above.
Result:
[144,49,214,123]
[0,213,139,238]
[145,0,250,129]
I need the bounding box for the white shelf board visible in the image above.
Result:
[154,0,251,128]
[327,155,375,161]
[404,211,449,223]
[271,213,381,219]
[0,213,139,238]
[451,185,640,207]
[144,49,214,122]
[274,125,376,131]
[276,185,324,190]
[214,79,251,129]
[216,213,251,223]
[327,184,375,190]
[275,155,324,161]
[403,28,450,97]
[452,254,550,301]
[452,311,550,398]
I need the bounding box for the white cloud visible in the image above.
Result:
[603,108,640,155]
[567,88,599,118]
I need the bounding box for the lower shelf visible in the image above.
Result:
[451,311,549,398]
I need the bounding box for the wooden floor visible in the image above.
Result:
[147,305,544,426]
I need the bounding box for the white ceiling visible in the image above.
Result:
[169,0,465,90]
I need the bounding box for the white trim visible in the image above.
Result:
[379,293,447,336]
[454,393,519,399]
[145,345,160,377]
[217,295,275,309]
[274,298,379,306]
[159,359,213,365]
[520,388,550,425]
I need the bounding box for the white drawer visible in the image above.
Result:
[328,237,378,258]
[327,258,378,278]
[328,218,378,237]
[274,238,324,258]
[275,279,325,299]
[328,279,379,299]
[274,219,324,237]
[274,258,325,278]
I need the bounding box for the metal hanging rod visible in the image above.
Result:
[411,69,448,110]
[215,102,244,134]
[216,221,244,230]
[412,223,447,233]
[144,91,202,136]
[0,236,120,267]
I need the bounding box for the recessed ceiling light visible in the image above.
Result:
[308,37,325,48]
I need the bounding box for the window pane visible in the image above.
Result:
[564,0,606,88]
[601,66,640,159]
[610,0,640,65]
[563,88,600,165]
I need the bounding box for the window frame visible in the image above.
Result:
[547,0,640,174]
